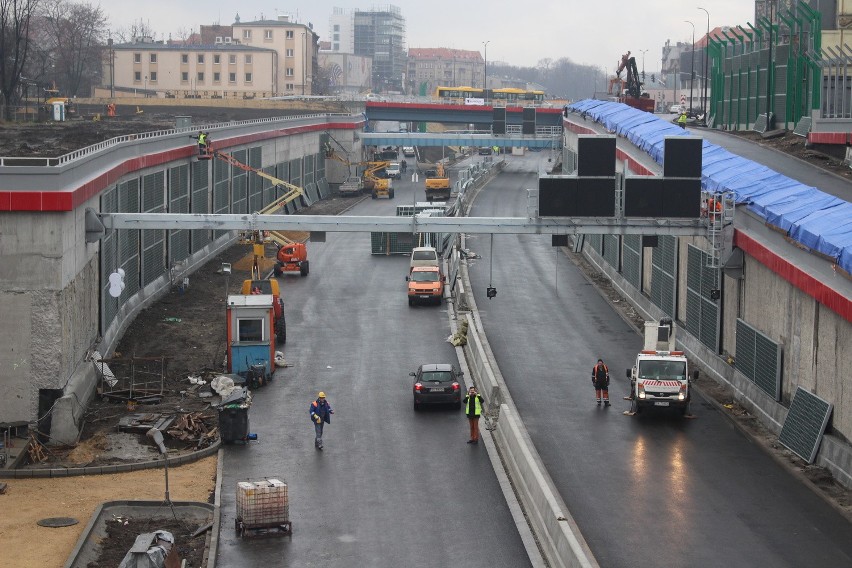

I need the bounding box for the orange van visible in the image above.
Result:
[406,266,445,306]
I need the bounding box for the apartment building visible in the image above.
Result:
[407,48,483,96]
[106,39,276,98]
[232,15,318,95]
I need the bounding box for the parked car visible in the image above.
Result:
[411,363,463,409]
[478,147,493,155]
[668,104,684,114]
[402,146,416,157]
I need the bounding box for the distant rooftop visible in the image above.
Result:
[408,48,483,61]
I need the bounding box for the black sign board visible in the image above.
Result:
[663,136,702,178]
[539,176,615,217]
[577,136,616,176]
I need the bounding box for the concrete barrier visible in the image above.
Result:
[452,196,598,566]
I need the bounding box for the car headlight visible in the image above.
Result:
[678,392,686,401]
[638,384,646,399]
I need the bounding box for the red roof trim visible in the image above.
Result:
[0,121,363,212]
[734,229,852,323]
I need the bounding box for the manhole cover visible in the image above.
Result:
[37,517,79,528]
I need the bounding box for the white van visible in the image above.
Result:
[386,162,402,179]
[410,246,439,272]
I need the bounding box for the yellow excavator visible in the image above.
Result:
[325,146,394,199]
[424,162,450,202]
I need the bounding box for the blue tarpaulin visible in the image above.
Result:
[566,99,852,273]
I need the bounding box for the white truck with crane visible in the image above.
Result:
[627,318,698,415]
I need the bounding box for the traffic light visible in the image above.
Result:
[641,70,645,80]
[486,286,497,299]
[651,74,656,83]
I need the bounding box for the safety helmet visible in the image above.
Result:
[318,391,326,398]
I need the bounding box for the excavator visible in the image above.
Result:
[424,162,450,202]
[325,145,394,199]
[608,51,655,113]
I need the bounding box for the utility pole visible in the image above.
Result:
[483,40,490,92]
[698,6,710,122]
[685,20,695,114]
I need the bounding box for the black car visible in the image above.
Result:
[478,147,492,155]
[411,363,463,410]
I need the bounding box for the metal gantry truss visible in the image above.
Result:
[95,209,708,237]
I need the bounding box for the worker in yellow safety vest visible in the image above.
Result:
[463,386,484,444]
[677,112,688,129]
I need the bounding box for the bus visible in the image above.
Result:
[434,86,545,104]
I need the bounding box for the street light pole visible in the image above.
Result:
[302,32,308,95]
[685,20,695,115]
[482,40,490,92]
[698,6,710,121]
[640,49,648,81]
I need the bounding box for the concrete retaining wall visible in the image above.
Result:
[0,114,364,442]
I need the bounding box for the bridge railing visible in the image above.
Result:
[0,113,357,168]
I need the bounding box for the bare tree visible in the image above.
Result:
[0,0,40,118]
[111,18,157,44]
[41,0,107,96]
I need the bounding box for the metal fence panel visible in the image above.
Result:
[735,318,782,401]
[685,245,720,351]
[141,172,166,286]
[191,159,212,251]
[650,235,676,317]
[248,147,262,213]
[622,235,641,290]
[231,149,247,214]
[100,187,118,331]
[603,234,619,269]
[168,165,191,263]
[213,154,230,240]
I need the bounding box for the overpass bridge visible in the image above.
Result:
[364,101,564,127]
[359,129,563,149]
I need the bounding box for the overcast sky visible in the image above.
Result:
[101,1,754,73]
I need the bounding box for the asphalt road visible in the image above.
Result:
[215,161,532,567]
[466,152,852,568]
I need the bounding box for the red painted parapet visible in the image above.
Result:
[734,229,852,323]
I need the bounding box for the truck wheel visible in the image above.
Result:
[300,261,309,276]
[408,297,414,307]
[277,316,287,344]
[273,264,283,277]
[372,191,377,199]
[389,189,395,199]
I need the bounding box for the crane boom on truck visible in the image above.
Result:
[324,147,393,198]
[608,51,655,113]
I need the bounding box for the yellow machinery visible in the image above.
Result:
[325,147,393,198]
[424,163,450,202]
